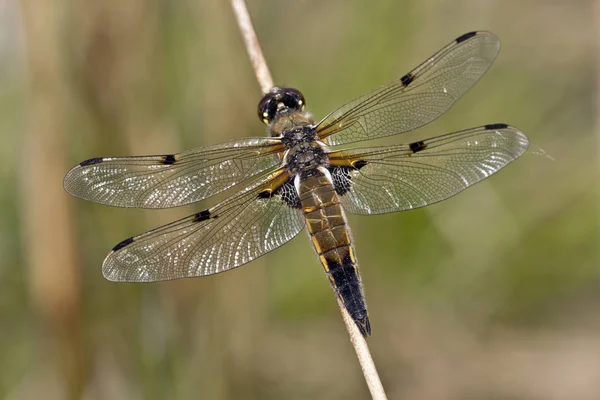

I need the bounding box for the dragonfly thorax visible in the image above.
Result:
[281,125,316,147]
[284,140,328,174]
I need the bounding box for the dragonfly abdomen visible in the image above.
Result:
[297,167,371,336]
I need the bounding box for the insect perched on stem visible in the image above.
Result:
[64,31,529,336]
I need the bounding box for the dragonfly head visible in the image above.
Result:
[258,87,306,125]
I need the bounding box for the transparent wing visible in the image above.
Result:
[315,31,500,146]
[64,137,285,208]
[102,168,304,282]
[327,124,529,215]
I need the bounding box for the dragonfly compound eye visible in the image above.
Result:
[257,91,278,124]
[257,87,306,125]
[281,87,305,111]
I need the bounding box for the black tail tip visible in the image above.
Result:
[354,314,371,337]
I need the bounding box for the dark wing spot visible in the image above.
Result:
[400,73,414,87]
[112,237,134,252]
[257,190,272,199]
[163,154,176,165]
[409,140,427,153]
[456,31,477,44]
[328,160,368,196]
[485,123,508,130]
[353,160,368,170]
[329,166,352,196]
[193,209,212,222]
[258,178,301,208]
[273,179,301,209]
[80,157,103,166]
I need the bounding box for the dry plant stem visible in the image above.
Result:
[229,0,387,398]
[338,299,388,400]
[230,0,274,93]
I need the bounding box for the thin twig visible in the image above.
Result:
[338,299,388,400]
[230,0,274,94]
[229,1,387,398]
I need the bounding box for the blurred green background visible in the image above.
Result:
[1,0,598,399]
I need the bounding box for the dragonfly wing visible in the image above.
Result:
[316,31,500,146]
[327,124,529,215]
[64,137,285,208]
[102,168,304,282]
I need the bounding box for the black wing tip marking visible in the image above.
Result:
[79,157,103,166]
[484,123,509,130]
[193,209,213,222]
[400,72,415,87]
[409,140,428,153]
[456,31,478,43]
[112,237,134,252]
[162,154,176,165]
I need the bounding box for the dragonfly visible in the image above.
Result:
[64,31,529,337]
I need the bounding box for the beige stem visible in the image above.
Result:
[229,1,388,398]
